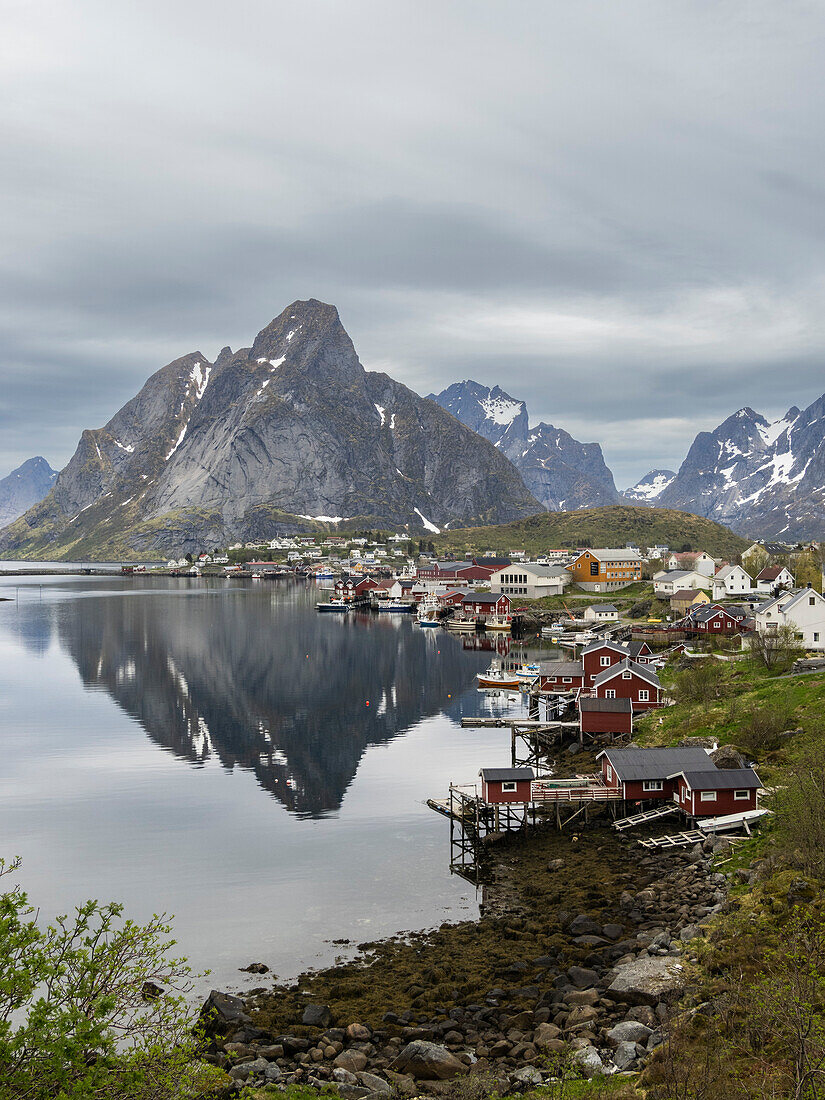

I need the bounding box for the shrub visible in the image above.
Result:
[0,857,217,1099]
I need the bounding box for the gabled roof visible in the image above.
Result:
[657,569,706,582]
[582,639,629,657]
[580,697,633,713]
[480,767,534,783]
[757,565,792,581]
[538,660,584,677]
[592,658,661,688]
[626,640,652,657]
[461,592,502,604]
[587,604,618,614]
[597,746,713,781]
[670,768,760,790]
[495,563,568,578]
[714,564,747,579]
[671,589,706,602]
[474,556,511,567]
[690,605,740,624]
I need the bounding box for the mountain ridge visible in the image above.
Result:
[0,456,57,529]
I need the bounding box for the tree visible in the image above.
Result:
[742,545,770,580]
[0,858,216,1099]
[748,624,804,673]
[795,549,823,593]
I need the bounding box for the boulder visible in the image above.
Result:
[567,966,601,989]
[347,1023,372,1041]
[533,1022,562,1047]
[334,1050,369,1073]
[569,915,603,936]
[679,924,702,942]
[511,1066,543,1087]
[608,957,684,1006]
[573,1045,606,1077]
[391,1040,465,1080]
[264,1064,283,1082]
[333,1068,360,1085]
[358,1072,392,1094]
[199,990,252,1036]
[303,1004,333,1028]
[612,1040,638,1070]
[711,745,745,769]
[606,1020,653,1046]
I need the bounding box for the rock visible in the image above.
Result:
[511,1066,543,1086]
[567,966,601,990]
[679,924,702,942]
[606,1020,653,1046]
[612,1040,638,1070]
[573,1045,606,1077]
[333,1069,360,1085]
[570,915,603,937]
[358,1072,392,1094]
[347,1023,372,1042]
[602,924,624,941]
[608,957,684,1006]
[264,1064,283,1082]
[334,1050,369,1073]
[533,1023,562,1047]
[547,859,565,871]
[711,745,745,769]
[199,990,252,1036]
[391,1040,465,1080]
[303,1004,333,1028]
[567,1005,599,1027]
[229,1057,269,1081]
[565,989,599,1006]
[141,980,164,1001]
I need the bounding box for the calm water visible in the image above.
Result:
[0,576,529,991]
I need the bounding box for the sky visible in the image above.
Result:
[2,0,825,489]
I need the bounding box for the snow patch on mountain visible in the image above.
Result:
[480,394,522,426]
[623,470,677,503]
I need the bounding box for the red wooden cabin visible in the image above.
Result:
[536,660,584,692]
[579,697,633,738]
[598,746,715,802]
[670,768,761,817]
[479,767,534,804]
[592,658,662,710]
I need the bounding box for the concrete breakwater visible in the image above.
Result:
[198,822,742,1094]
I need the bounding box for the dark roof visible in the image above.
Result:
[480,767,534,783]
[757,565,789,581]
[474,556,511,567]
[592,658,661,688]
[670,589,704,601]
[673,768,761,790]
[538,660,584,677]
[589,604,618,614]
[461,592,501,604]
[582,639,628,656]
[580,697,633,713]
[626,640,651,657]
[597,746,713,781]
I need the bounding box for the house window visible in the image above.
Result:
[501,782,517,793]
[643,780,663,792]
[600,656,611,666]
[622,671,631,679]
[563,677,572,683]
[606,765,613,781]
[713,621,721,629]
[605,689,616,699]
[590,561,599,576]
[815,633,820,642]
[590,675,596,681]
[639,689,649,701]
[700,791,717,802]
[811,597,817,606]
[734,789,750,801]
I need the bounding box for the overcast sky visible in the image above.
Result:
[3,1,825,488]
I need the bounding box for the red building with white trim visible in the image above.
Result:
[592,658,663,710]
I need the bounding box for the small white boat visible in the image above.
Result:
[477,662,521,690]
[485,617,511,633]
[378,601,415,613]
[251,572,262,580]
[317,598,349,613]
[514,662,540,682]
[698,808,772,834]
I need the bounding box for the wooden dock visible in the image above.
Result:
[638,830,705,849]
[613,803,681,831]
[461,717,547,728]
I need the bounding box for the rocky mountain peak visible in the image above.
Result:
[0,456,58,528]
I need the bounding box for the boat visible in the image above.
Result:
[485,617,512,633]
[446,618,476,632]
[317,598,349,613]
[377,600,415,612]
[416,595,441,627]
[697,808,772,834]
[514,662,541,683]
[251,573,262,580]
[476,662,521,690]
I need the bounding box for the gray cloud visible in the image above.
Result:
[2,0,825,489]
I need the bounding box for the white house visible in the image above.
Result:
[754,587,825,650]
[583,604,619,622]
[756,565,795,594]
[712,564,752,600]
[491,563,571,599]
[666,551,715,577]
[653,569,710,596]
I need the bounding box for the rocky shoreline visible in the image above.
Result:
[199,823,738,1095]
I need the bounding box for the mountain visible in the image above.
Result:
[0,457,57,529]
[0,301,541,559]
[657,397,825,540]
[430,505,750,560]
[623,469,677,505]
[428,380,620,511]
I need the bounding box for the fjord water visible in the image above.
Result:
[0,576,526,990]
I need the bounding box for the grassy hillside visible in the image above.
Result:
[434,505,751,559]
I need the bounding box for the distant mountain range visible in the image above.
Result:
[428,381,620,511]
[4,302,825,556]
[0,457,56,529]
[0,301,540,558]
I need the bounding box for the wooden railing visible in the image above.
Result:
[530,776,623,803]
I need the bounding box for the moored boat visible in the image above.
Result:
[476,661,521,690]
[317,598,349,613]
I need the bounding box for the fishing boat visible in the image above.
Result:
[476,662,521,690]
[514,662,541,683]
[416,595,441,627]
[485,617,512,633]
[377,600,415,613]
[446,618,476,632]
[317,598,349,613]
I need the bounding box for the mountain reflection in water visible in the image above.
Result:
[56,584,486,816]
